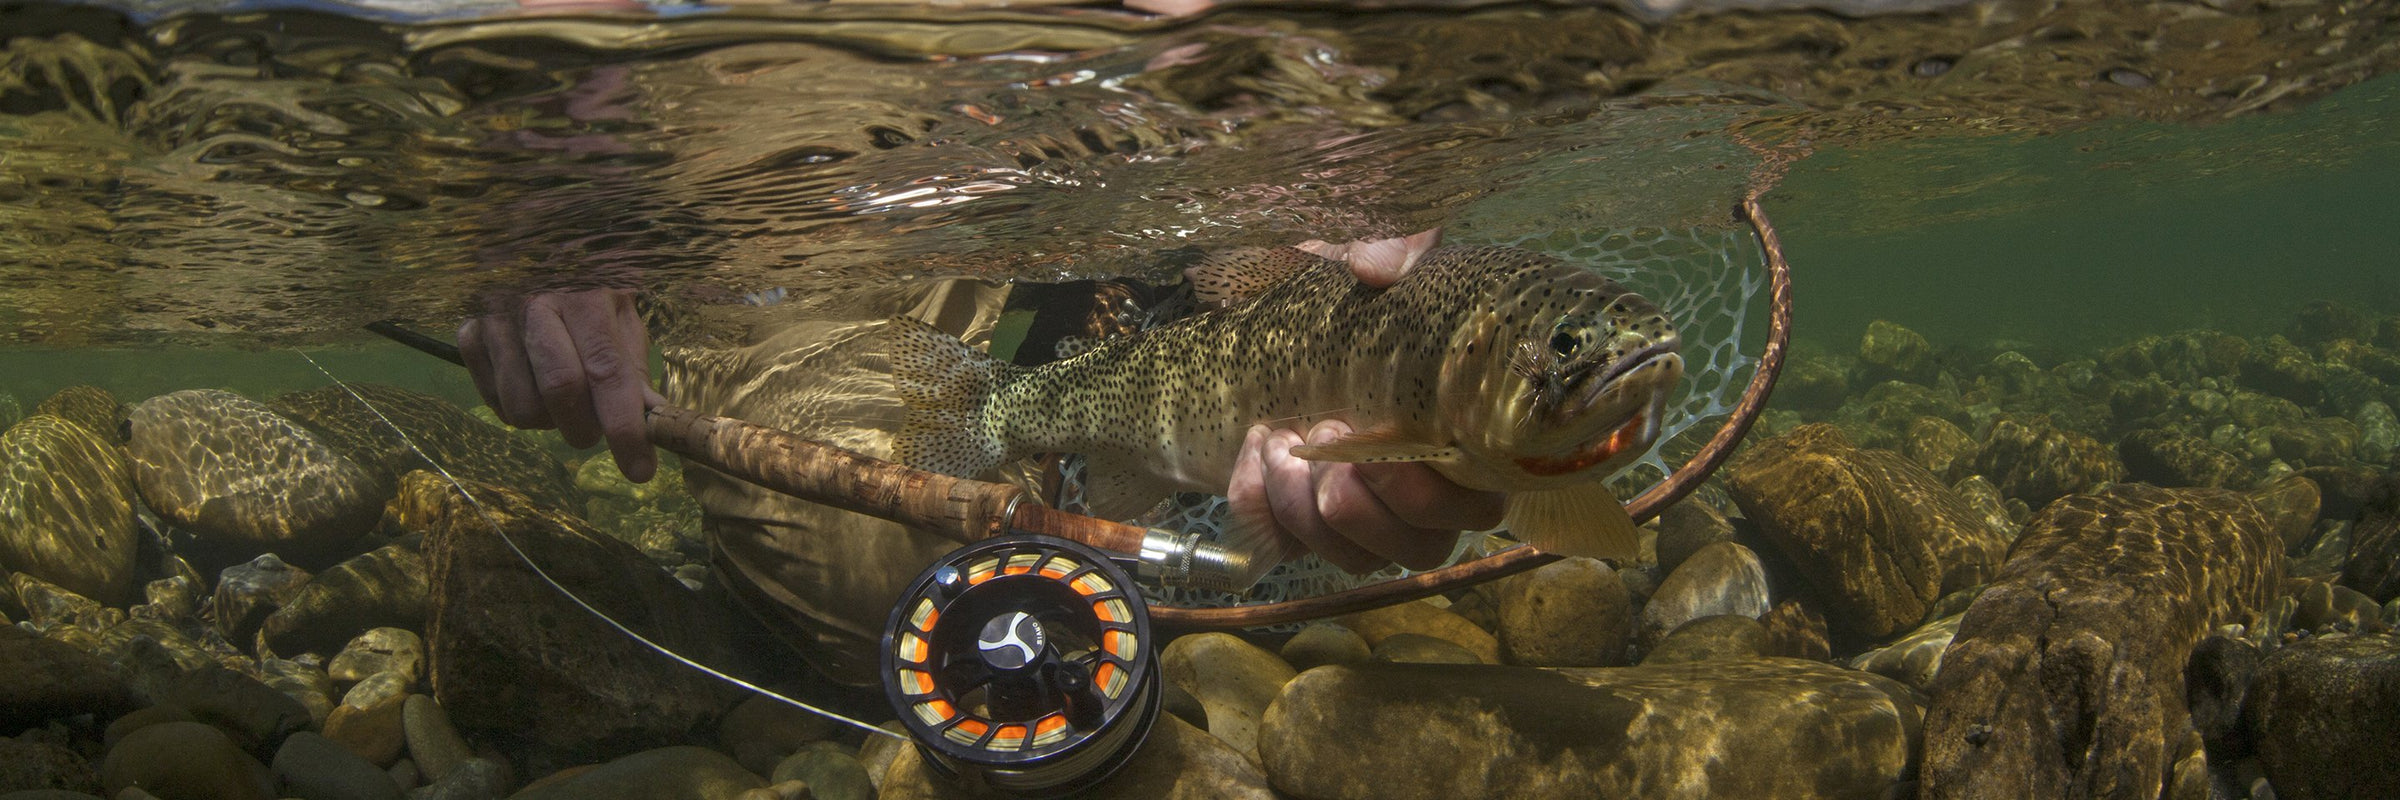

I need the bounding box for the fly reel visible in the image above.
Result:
[881,535,1161,796]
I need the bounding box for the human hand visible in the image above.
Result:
[457,288,663,482]
[1225,421,1505,574]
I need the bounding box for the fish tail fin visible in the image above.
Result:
[886,317,1021,478]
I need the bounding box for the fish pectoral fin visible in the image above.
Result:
[1503,483,1639,564]
[1183,247,1326,309]
[1078,454,1176,521]
[1288,426,1459,464]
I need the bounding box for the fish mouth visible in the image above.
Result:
[1515,407,1653,477]
[1595,340,1680,388]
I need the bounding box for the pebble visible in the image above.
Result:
[507,747,763,800]
[99,721,271,800]
[1277,622,1370,671]
[0,626,138,732]
[1493,556,1631,667]
[716,693,836,778]
[409,757,507,800]
[1161,633,1296,759]
[1636,541,1770,648]
[153,665,313,756]
[257,657,336,728]
[1640,614,1768,665]
[326,629,425,688]
[1848,613,1963,691]
[1652,499,1735,575]
[1370,633,1482,665]
[401,695,471,782]
[258,545,429,660]
[1333,599,1498,665]
[1757,599,1831,661]
[2293,581,2386,633]
[211,555,313,646]
[853,722,908,791]
[323,687,407,767]
[769,741,873,800]
[271,731,402,800]
[0,735,101,796]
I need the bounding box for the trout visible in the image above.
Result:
[888,246,1683,577]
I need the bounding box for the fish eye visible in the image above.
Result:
[1549,327,1580,358]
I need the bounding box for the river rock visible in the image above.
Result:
[715,693,835,778]
[409,757,506,800]
[0,735,98,796]
[402,695,470,783]
[155,664,313,758]
[854,721,907,791]
[510,746,762,800]
[137,575,202,628]
[2341,474,2400,602]
[1258,659,1919,800]
[268,383,576,509]
[1652,498,1735,575]
[1727,424,2009,642]
[1774,353,1848,410]
[129,390,391,567]
[2248,474,2324,554]
[1903,416,1979,482]
[258,544,428,659]
[1757,599,1830,661]
[2292,580,2385,634]
[99,721,271,800]
[1162,633,1295,759]
[2100,332,2247,385]
[769,741,871,800]
[1493,556,1631,667]
[30,385,124,442]
[1919,484,2282,800]
[414,471,745,767]
[2353,400,2399,463]
[1371,633,1482,664]
[2121,429,2249,489]
[0,415,140,606]
[1973,413,2125,507]
[212,554,312,647]
[258,657,336,728]
[272,731,402,800]
[2239,335,2327,407]
[2184,635,2258,758]
[1856,319,1935,385]
[2244,633,2400,800]
[1636,541,1769,648]
[882,713,1272,800]
[325,628,424,687]
[1639,614,1766,665]
[1278,622,1369,671]
[2261,417,2360,466]
[1332,599,1497,666]
[323,688,407,767]
[1848,612,1962,691]
[0,625,137,732]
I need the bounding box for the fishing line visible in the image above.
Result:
[294,349,906,742]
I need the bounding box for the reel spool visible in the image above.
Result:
[882,535,1162,797]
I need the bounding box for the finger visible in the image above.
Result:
[1355,461,1507,531]
[1260,428,1384,573]
[456,318,505,414]
[1309,457,1461,571]
[521,296,602,448]
[574,290,655,482]
[479,307,555,430]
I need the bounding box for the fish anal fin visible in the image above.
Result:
[1504,483,1639,564]
[1183,248,1326,308]
[1288,425,1458,464]
[1079,454,1175,521]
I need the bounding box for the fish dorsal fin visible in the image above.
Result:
[1288,425,1459,464]
[1503,483,1638,564]
[1078,453,1176,521]
[1183,247,1325,309]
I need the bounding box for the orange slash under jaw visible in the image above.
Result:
[1514,411,1646,477]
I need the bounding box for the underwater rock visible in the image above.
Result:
[1652,497,1735,576]
[2292,581,2385,634]
[1725,424,2007,641]
[138,574,203,628]
[212,554,313,648]
[1493,556,1631,667]
[1919,484,2282,800]
[410,756,506,800]
[1847,612,1962,692]
[1278,622,1370,671]
[2183,635,2259,759]
[1972,413,2125,507]
[1773,353,1849,410]
[2290,300,2373,348]
[402,695,471,783]
[2121,429,2249,489]
[2247,474,2323,554]
[31,385,126,443]
[259,543,429,659]
[1257,659,1919,800]
[1950,476,2017,541]
[2322,338,2400,386]
[13,573,121,634]
[1756,599,1830,661]
[1635,541,1769,649]
[512,745,769,800]
[0,734,101,795]
[0,415,141,606]
[2106,374,2179,426]
[326,628,425,688]
[2100,332,2248,385]
[1856,319,1936,385]
[1371,633,1483,665]
[156,663,315,758]
[2261,417,2360,466]
[100,721,272,800]
[1332,599,1497,666]
[716,693,837,779]
[269,383,576,510]
[258,656,336,729]
[2239,336,2328,408]
[1979,350,2044,400]
[1831,380,1963,450]
[416,471,746,766]
[2295,464,2378,522]
[324,687,408,767]
[884,712,1272,800]
[2244,633,2400,800]
[769,741,872,800]
[1639,614,1766,665]
[0,625,137,733]
[855,721,908,792]
[2353,400,2400,464]
[129,390,390,567]
[272,731,403,800]
[1161,633,1295,760]
[2342,475,2400,602]
[1902,415,1979,483]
